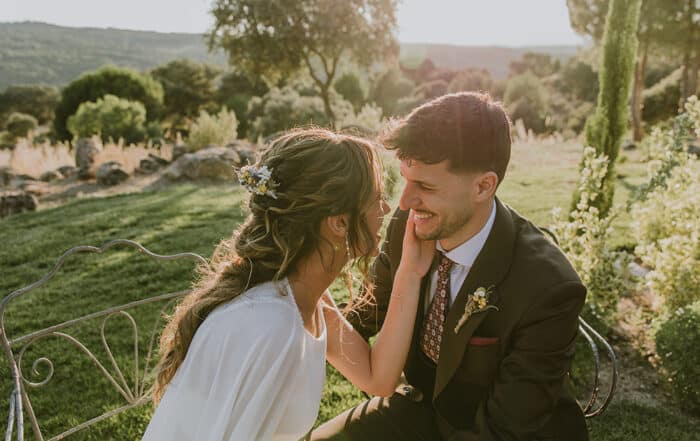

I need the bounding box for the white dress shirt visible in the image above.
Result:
[425,201,497,311]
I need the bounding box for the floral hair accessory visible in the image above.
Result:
[454,285,499,334]
[236,164,279,199]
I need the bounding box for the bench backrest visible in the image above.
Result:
[1,240,206,441]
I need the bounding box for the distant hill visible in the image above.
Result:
[0,22,579,90]
[400,43,579,79]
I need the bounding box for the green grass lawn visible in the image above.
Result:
[1,142,697,440]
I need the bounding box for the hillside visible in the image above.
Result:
[0,21,579,89]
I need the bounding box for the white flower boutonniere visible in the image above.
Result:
[454,285,499,334]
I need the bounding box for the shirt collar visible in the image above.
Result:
[436,200,497,268]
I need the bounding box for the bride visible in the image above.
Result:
[142,128,434,441]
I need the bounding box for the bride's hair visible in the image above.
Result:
[153,127,384,403]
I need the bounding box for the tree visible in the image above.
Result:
[217,70,269,138]
[0,85,59,125]
[576,0,642,217]
[567,0,683,141]
[369,66,415,117]
[509,52,561,78]
[334,72,366,111]
[151,59,221,126]
[447,69,494,94]
[504,73,549,133]
[54,65,163,141]
[208,0,398,120]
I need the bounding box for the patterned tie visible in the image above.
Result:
[420,253,453,364]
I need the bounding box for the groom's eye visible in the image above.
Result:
[419,183,435,192]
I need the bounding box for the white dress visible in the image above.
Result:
[142,278,327,441]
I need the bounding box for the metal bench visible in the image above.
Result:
[1,240,206,441]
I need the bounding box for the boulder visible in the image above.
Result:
[136,153,169,175]
[74,138,100,179]
[0,166,15,187]
[40,170,63,182]
[0,191,38,218]
[57,165,79,178]
[164,146,240,181]
[172,144,187,161]
[622,139,637,151]
[96,161,129,186]
[227,140,258,166]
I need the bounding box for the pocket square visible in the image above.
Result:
[468,336,499,346]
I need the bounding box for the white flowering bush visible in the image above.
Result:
[187,107,238,152]
[337,103,384,134]
[630,96,700,313]
[550,146,629,329]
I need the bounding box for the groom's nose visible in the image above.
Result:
[399,184,419,211]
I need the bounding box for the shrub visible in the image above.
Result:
[369,67,415,117]
[247,87,331,140]
[337,103,384,134]
[556,59,599,102]
[0,85,59,125]
[67,94,148,144]
[414,79,448,100]
[217,70,269,138]
[151,59,221,123]
[5,112,38,139]
[447,68,493,94]
[54,65,164,141]
[334,72,365,111]
[504,72,548,134]
[550,147,629,330]
[655,302,700,414]
[187,108,238,151]
[642,68,682,125]
[631,97,700,313]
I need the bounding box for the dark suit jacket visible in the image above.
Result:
[349,198,589,441]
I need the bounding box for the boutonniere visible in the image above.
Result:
[454,285,499,334]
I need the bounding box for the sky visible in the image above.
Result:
[1,0,586,47]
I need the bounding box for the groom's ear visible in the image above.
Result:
[475,171,498,202]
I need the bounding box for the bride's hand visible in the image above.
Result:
[397,209,435,279]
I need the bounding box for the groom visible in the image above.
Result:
[313,92,589,441]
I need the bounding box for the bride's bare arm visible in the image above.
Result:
[323,211,433,397]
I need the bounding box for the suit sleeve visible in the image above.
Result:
[345,208,407,341]
[475,280,586,441]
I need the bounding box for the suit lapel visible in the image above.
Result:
[433,198,517,400]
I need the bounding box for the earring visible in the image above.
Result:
[333,243,340,251]
[345,235,351,259]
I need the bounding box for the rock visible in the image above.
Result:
[164,146,240,181]
[57,166,79,178]
[39,170,63,182]
[172,144,187,161]
[622,139,637,151]
[0,167,15,187]
[148,153,169,166]
[688,143,700,157]
[226,140,258,166]
[75,138,100,179]
[0,191,38,218]
[96,161,129,186]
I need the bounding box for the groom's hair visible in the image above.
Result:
[381,91,511,185]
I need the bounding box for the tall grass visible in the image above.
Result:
[0,139,173,178]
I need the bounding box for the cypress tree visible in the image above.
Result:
[573,0,642,217]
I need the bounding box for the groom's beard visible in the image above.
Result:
[415,206,472,242]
